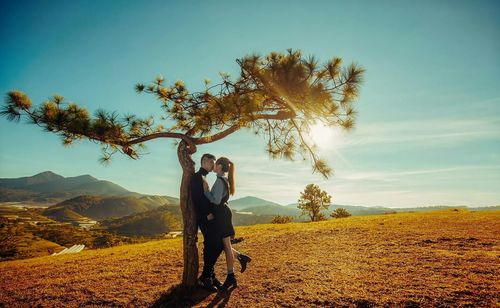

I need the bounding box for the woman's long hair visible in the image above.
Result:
[216,157,235,196]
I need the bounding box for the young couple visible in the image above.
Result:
[190,153,252,292]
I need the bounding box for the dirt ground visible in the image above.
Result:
[1,209,498,307]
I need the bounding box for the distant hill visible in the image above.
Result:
[237,202,393,219]
[98,203,279,236]
[232,212,281,225]
[229,196,282,211]
[22,174,100,192]
[3,171,496,220]
[470,205,500,211]
[0,187,42,202]
[327,204,392,216]
[43,206,87,221]
[100,205,183,237]
[240,204,302,217]
[139,195,179,207]
[0,171,177,204]
[283,202,395,216]
[44,195,157,221]
[0,171,139,202]
[0,171,64,188]
[43,195,498,236]
[283,203,492,217]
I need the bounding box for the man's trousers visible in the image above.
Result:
[198,220,224,278]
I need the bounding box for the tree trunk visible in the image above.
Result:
[177,140,198,287]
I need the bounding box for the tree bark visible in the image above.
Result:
[177,140,198,287]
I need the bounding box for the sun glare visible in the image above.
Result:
[310,122,333,147]
[307,121,351,165]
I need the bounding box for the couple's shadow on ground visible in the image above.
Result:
[151,283,237,308]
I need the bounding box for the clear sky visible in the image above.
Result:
[1,0,499,207]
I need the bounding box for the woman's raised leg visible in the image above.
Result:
[223,236,235,274]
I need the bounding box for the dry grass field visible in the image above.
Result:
[1,209,498,307]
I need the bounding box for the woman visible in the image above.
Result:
[203,156,251,290]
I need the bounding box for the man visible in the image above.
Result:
[190,153,224,291]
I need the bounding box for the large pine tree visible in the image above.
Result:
[1,49,364,286]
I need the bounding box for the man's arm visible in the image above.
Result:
[190,175,204,220]
[190,174,214,222]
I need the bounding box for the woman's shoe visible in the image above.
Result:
[230,237,244,244]
[237,253,252,273]
[219,273,237,291]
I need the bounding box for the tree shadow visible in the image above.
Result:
[206,285,237,308]
[150,284,236,308]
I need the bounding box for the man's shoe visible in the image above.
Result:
[219,273,237,291]
[237,253,252,273]
[211,275,223,289]
[197,276,217,292]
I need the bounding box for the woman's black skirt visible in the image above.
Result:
[214,203,235,238]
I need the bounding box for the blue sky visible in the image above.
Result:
[1,0,499,207]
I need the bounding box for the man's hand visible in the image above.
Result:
[207,213,215,221]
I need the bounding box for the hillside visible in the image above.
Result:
[45,195,155,221]
[0,217,148,261]
[229,196,282,211]
[99,205,183,237]
[22,174,100,192]
[0,209,498,307]
[0,221,65,260]
[0,171,146,203]
[0,171,64,188]
[99,204,279,236]
[42,205,87,221]
[0,187,42,202]
[139,195,180,207]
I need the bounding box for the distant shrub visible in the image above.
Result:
[316,213,328,221]
[93,234,113,248]
[330,208,352,219]
[271,215,293,224]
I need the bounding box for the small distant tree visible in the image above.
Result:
[271,215,293,224]
[298,184,332,222]
[331,208,351,218]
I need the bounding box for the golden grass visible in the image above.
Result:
[1,209,498,307]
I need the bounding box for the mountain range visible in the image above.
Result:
[0,171,179,204]
[0,171,133,202]
[0,172,298,235]
[0,171,299,216]
[2,171,498,229]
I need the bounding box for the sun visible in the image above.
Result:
[309,122,333,146]
[309,121,344,149]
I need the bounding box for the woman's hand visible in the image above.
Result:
[202,178,209,192]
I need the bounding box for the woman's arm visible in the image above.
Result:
[204,178,225,205]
